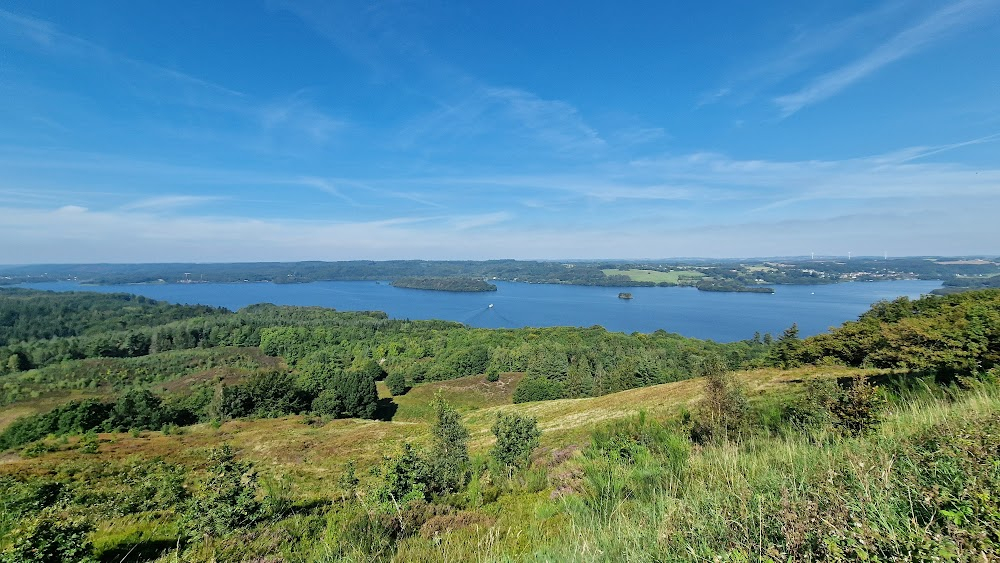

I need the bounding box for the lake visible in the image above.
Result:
[18,280,941,342]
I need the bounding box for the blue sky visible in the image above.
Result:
[1,0,998,263]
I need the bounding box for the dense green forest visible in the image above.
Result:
[390,277,497,292]
[0,288,769,445]
[1,288,999,561]
[0,289,223,346]
[3,256,997,290]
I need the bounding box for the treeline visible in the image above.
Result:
[0,347,277,407]
[695,279,774,293]
[767,289,1000,379]
[261,322,772,401]
[5,257,999,290]
[0,288,223,346]
[0,389,193,450]
[391,277,497,292]
[0,358,385,450]
[0,298,387,374]
[1,260,630,286]
[936,274,1000,294]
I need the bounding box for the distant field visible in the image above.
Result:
[603,268,706,283]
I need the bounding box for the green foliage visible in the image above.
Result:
[766,323,804,368]
[428,394,470,495]
[338,459,359,498]
[335,369,379,419]
[485,371,500,383]
[310,387,343,416]
[219,370,309,419]
[6,352,29,372]
[0,400,111,450]
[0,288,222,347]
[829,376,886,436]
[690,370,749,443]
[104,389,169,432]
[369,443,431,510]
[512,376,565,403]
[181,444,264,543]
[783,378,841,430]
[390,277,497,292]
[2,513,96,563]
[78,431,99,454]
[490,412,541,471]
[803,289,1000,380]
[385,371,410,396]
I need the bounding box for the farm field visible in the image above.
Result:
[602,268,706,284]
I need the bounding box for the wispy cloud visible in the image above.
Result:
[0,8,244,99]
[774,0,995,116]
[0,8,346,149]
[700,1,907,108]
[260,91,345,143]
[396,86,606,155]
[119,195,226,212]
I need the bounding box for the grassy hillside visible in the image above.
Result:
[1,288,999,561]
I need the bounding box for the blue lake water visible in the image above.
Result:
[18,280,942,342]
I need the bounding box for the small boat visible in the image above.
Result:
[618,292,633,300]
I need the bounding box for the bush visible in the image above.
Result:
[335,369,378,419]
[830,376,885,436]
[311,388,343,416]
[691,371,748,443]
[784,376,886,436]
[181,444,264,543]
[490,412,541,471]
[485,371,500,383]
[2,513,96,563]
[512,376,564,403]
[385,371,410,396]
[427,394,470,495]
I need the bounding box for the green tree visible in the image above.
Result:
[428,393,469,494]
[335,369,378,419]
[181,444,263,543]
[490,412,541,472]
[692,370,748,443]
[769,323,804,368]
[385,371,410,396]
[6,351,29,373]
[512,376,565,403]
[311,387,343,416]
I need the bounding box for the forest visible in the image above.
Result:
[3,256,998,291]
[0,287,998,561]
[390,277,498,292]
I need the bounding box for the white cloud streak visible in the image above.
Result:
[119,196,227,212]
[774,0,996,116]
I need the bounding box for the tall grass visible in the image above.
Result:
[539,383,1000,561]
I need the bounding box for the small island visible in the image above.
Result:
[618,292,633,299]
[696,279,774,294]
[391,277,498,292]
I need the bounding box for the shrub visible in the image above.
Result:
[830,376,885,436]
[490,412,541,471]
[485,371,500,383]
[691,370,748,443]
[385,371,410,396]
[311,388,343,416]
[335,369,379,419]
[427,394,470,495]
[512,376,564,403]
[2,513,96,563]
[181,444,264,543]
